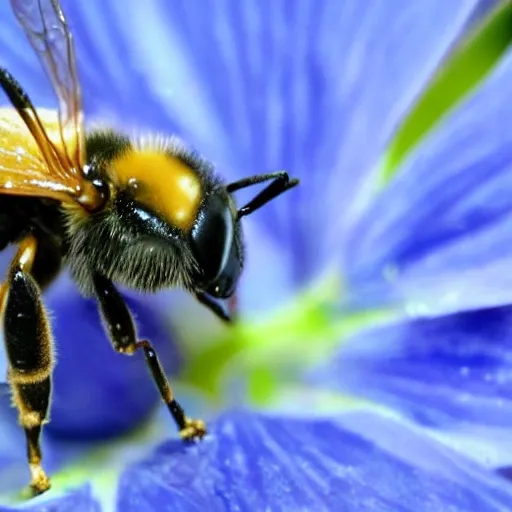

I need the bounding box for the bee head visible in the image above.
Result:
[189,169,299,299]
[190,189,243,298]
[67,131,296,301]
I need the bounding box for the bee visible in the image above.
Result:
[0,0,298,495]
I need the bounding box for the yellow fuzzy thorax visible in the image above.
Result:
[108,148,203,232]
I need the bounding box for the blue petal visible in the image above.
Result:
[310,305,512,431]
[0,484,101,512]
[0,1,485,307]
[117,410,512,511]
[466,0,502,27]
[346,46,512,315]
[0,396,32,494]
[336,409,512,489]
[0,2,174,130]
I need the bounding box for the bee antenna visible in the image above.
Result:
[226,171,299,220]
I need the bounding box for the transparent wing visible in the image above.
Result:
[10,0,85,175]
[0,107,82,203]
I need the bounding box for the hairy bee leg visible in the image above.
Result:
[92,273,206,441]
[4,236,54,495]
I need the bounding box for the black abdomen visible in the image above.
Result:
[0,195,33,250]
[0,195,65,248]
[0,195,67,288]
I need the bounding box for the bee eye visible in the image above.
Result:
[190,193,234,285]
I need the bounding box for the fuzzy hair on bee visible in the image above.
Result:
[0,0,298,496]
[64,130,244,297]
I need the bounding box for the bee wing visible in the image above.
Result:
[0,1,102,207]
[0,108,81,202]
[10,0,85,173]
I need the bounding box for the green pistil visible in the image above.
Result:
[182,278,392,405]
[380,1,512,184]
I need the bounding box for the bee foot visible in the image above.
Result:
[179,417,207,441]
[29,463,51,496]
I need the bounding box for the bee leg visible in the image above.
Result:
[195,291,232,323]
[3,236,54,495]
[92,273,206,441]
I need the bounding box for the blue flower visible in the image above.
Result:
[3,411,512,511]
[310,304,512,467]
[0,0,511,510]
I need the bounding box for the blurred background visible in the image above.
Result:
[1,0,512,504]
